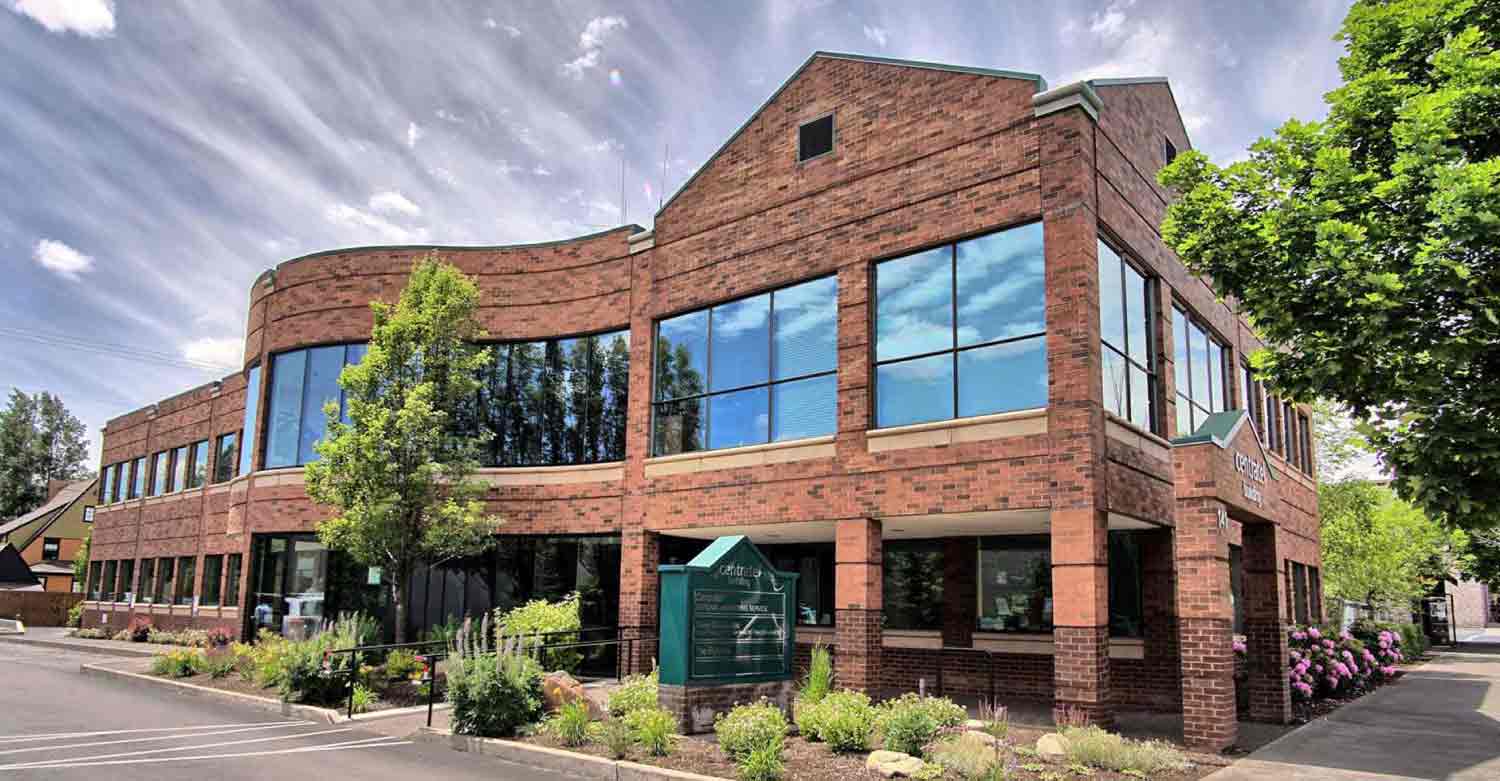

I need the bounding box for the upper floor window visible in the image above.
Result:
[798,114,834,162]
[129,456,145,499]
[1173,306,1229,436]
[1164,137,1178,166]
[654,276,837,455]
[874,223,1047,428]
[1098,239,1157,432]
[477,330,631,466]
[111,463,124,502]
[214,433,238,483]
[1299,412,1314,475]
[239,364,261,475]
[149,451,169,496]
[186,440,208,489]
[264,344,367,469]
[100,466,114,505]
[42,538,59,560]
[170,445,188,492]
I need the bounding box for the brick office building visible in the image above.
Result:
[80,53,1321,749]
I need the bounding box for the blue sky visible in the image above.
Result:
[0,0,1352,466]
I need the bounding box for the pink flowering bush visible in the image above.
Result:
[1286,624,1403,703]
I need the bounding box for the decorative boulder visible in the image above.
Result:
[1036,732,1070,761]
[866,750,925,778]
[541,671,606,719]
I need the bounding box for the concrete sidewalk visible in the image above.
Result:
[1209,631,1500,780]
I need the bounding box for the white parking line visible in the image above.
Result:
[0,736,411,771]
[0,722,309,756]
[0,721,307,743]
[0,726,355,770]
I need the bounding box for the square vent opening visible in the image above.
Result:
[799,114,834,162]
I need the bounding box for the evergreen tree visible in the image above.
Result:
[0,390,89,519]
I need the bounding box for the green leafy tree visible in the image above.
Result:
[1310,398,1376,481]
[1320,480,1469,607]
[73,525,91,585]
[1158,0,1500,531]
[0,389,90,519]
[305,256,499,642]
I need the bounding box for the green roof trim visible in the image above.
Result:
[1171,409,1279,480]
[655,51,1047,218]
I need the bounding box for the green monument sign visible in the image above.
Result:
[658,535,798,686]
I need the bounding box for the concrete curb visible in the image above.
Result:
[414,727,729,781]
[80,661,343,723]
[348,700,452,723]
[0,635,161,658]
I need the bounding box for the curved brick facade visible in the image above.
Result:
[84,54,1320,750]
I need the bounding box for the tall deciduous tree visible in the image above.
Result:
[0,389,89,519]
[305,256,499,642]
[1320,480,1469,608]
[1159,0,1500,531]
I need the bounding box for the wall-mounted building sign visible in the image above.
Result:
[658,535,798,686]
[1233,449,1267,506]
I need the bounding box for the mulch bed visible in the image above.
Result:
[149,669,433,713]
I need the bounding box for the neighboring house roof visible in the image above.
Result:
[0,477,95,550]
[0,543,39,587]
[30,561,75,577]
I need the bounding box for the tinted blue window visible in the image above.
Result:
[957,337,1048,417]
[656,310,708,401]
[772,374,836,441]
[876,354,954,427]
[956,223,1045,346]
[238,365,260,475]
[876,246,952,361]
[708,386,768,450]
[265,350,306,469]
[708,294,770,392]
[773,277,837,380]
[297,346,345,465]
[653,397,706,455]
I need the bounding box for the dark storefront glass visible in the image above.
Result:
[978,535,1052,633]
[248,533,390,640]
[659,536,835,627]
[883,539,945,630]
[1107,531,1145,638]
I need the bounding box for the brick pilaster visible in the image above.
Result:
[835,517,882,692]
[1174,498,1237,750]
[619,528,660,674]
[942,537,976,648]
[1242,523,1291,723]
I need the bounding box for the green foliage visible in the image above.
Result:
[66,600,83,629]
[608,664,659,717]
[876,693,967,756]
[714,700,788,762]
[1320,480,1468,607]
[799,643,834,704]
[305,256,500,642]
[150,648,204,678]
[446,649,544,738]
[1157,0,1500,531]
[350,683,377,714]
[495,592,582,673]
[623,706,676,756]
[927,732,1004,780]
[384,649,421,680]
[202,650,238,679]
[593,718,635,759]
[1060,726,1190,775]
[72,527,90,589]
[737,743,785,781]
[0,389,89,520]
[795,689,875,752]
[73,627,106,639]
[912,763,947,781]
[544,699,594,747]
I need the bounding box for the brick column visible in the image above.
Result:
[1139,528,1182,708]
[1241,523,1291,723]
[835,517,882,693]
[619,528,660,674]
[1051,508,1113,727]
[1174,498,1237,750]
[942,537,976,648]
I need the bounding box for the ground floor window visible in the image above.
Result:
[202,555,223,606]
[138,558,155,604]
[118,560,134,603]
[175,556,196,606]
[100,560,116,602]
[156,557,174,604]
[979,535,1052,633]
[248,533,387,641]
[660,536,834,627]
[1292,561,1310,625]
[884,539,945,631]
[1107,531,1144,638]
[1229,544,1244,634]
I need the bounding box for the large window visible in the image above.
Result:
[978,535,1052,633]
[149,451,169,496]
[155,557,174,604]
[1292,561,1310,625]
[874,223,1047,428]
[1299,412,1314,475]
[214,433,238,483]
[186,440,208,489]
[86,561,101,599]
[129,456,145,499]
[175,556,196,606]
[239,364,261,475]
[202,554,223,606]
[224,553,242,607]
[100,466,114,505]
[654,276,836,455]
[170,445,188,492]
[264,344,367,468]
[1173,307,1229,436]
[883,539,945,630]
[100,560,117,601]
[118,560,134,602]
[138,558,155,604]
[1099,240,1157,432]
[478,330,631,466]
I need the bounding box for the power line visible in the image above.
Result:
[0,326,237,374]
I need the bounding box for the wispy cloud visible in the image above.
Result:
[9,0,114,37]
[405,121,422,148]
[325,203,427,243]
[368,190,421,217]
[561,16,627,79]
[33,239,94,280]
[179,336,241,369]
[862,25,888,47]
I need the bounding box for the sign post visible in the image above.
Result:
[657,535,798,733]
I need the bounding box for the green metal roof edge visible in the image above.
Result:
[1170,409,1280,480]
[654,51,1047,219]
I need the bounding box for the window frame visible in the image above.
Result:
[201,554,224,606]
[117,559,134,602]
[870,222,1049,430]
[1299,412,1314,475]
[1099,237,1159,433]
[174,555,196,606]
[652,276,837,455]
[976,534,1054,635]
[185,439,209,489]
[138,558,155,604]
[263,342,366,470]
[1172,304,1231,436]
[224,553,242,608]
[42,537,60,560]
[797,112,836,164]
[214,432,240,484]
[239,363,262,476]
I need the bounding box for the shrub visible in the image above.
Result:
[715,700,788,762]
[74,627,106,639]
[593,719,635,759]
[738,742,785,781]
[150,648,204,678]
[545,699,594,747]
[624,706,676,756]
[205,625,236,648]
[128,615,153,642]
[799,643,834,704]
[147,628,176,645]
[349,683,377,714]
[202,650,238,679]
[796,690,874,751]
[928,732,1003,780]
[876,693,965,756]
[67,601,83,628]
[1287,624,1400,702]
[446,650,544,737]
[384,649,421,680]
[609,664,659,717]
[1060,726,1189,775]
[494,592,582,673]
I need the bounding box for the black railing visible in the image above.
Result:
[328,624,656,725]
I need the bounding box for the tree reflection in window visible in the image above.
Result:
[478,330,630,466]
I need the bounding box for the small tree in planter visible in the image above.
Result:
[306,256,499,643]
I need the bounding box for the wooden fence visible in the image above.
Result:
[0,591,82,626]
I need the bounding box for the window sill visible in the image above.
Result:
[1104,413,1172,461]
[644,435,836,478]
[882,629,942,649]
[866,408,1046,454]
[477,462,624,486]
